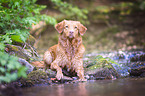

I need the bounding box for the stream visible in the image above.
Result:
[22,78,145,96]
[22,50,145,96]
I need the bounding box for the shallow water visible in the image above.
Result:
[22,78,145,96]
[22,50,145,96]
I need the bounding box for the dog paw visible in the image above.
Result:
[78,78,87,82]
[56,71,63,80]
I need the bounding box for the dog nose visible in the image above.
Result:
[69,31,74,34]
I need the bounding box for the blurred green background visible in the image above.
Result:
[35,0,145,54]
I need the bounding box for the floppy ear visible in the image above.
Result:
[79,23,87,36]
[55,20,65,33]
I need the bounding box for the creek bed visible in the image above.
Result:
[22,77,145,96]
[22,50,145,96]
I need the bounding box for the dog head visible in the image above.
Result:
[55,20,87,38]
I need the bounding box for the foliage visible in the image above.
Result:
[51,0,88,24]
[0,52,27,83]
[0,0,57,44]
[0,0,57,83]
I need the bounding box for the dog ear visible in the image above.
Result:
[55,20,65,33]
[79,23,87,36]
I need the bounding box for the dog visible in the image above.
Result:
[43,20,87,81]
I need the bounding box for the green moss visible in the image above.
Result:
[88,59,113,70]
[10,45,19,52]
[27,70,48,80]
[84,55,120,79]
[21,70,50,86]
[84,55,119,70]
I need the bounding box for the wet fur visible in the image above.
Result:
[43,20,87,81]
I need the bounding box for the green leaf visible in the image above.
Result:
[14,2,19,8]
[18,66,28,78]
[0,67,5,72]
[0,43,5,51]
[9,73,18,81]
[0,76,11,83]
[7,62,15,70]
[3,35,12,44]
[0,59,7,66]
[11,35,23,43]
[0,23,5,27]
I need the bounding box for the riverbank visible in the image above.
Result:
[1,49,145,96]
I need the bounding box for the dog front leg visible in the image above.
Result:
[50,59,63,80]
[73,59,87,81]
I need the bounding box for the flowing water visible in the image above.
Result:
[84,50,145,77]
[22,50,145,96]
[22,78,145,96]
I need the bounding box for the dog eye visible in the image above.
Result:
[65,26,68,28]
[75,26,77,29]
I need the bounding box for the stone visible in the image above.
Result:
[20,70,51,87]
[84,55,120,80]
[130,62,145,77]
[18,58,34,74]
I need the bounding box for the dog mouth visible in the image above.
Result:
[68,34,74,38]
[69,35,74,38]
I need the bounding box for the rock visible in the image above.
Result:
[62,76,73,81]
[72,77,78,80]
[52,76,74,84]
[94,68,118,80]
[20,70,51,87]
[130,54,145,62]
[40,69,56,78]
[140,72,145,77]
[84,55,120,80]
[130,62,145,77]
[86,67,119,80]
[18,58,34,74]
[6,44,30,60]
[5,42,40,61]
[109,51,126,60]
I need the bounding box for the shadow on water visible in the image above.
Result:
[22,78,145,96]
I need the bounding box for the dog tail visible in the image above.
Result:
[31,61,45,68]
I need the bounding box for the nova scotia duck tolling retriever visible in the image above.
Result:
[43,20,87,81]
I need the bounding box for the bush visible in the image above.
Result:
[0,0,56,83]
[0,52,27,83]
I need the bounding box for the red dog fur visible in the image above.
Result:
[43,20,87,81]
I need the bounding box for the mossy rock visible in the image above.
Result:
[94,68,119,80]
[6,44,30,60]
[84,55,120,80]
[85,64,120,80]
[21,70,51,87]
